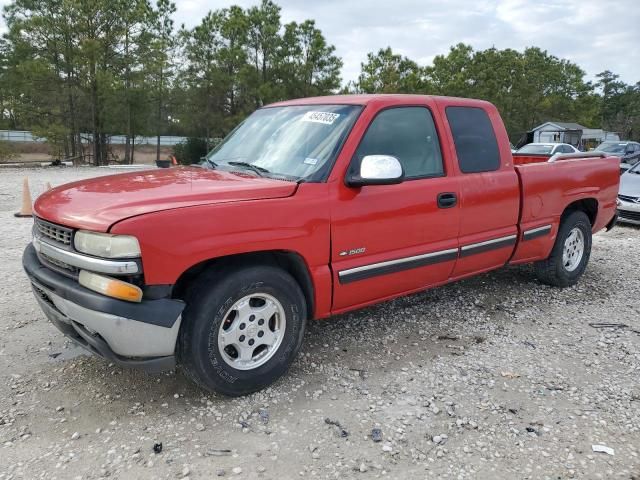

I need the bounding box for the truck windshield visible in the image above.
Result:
[205,105,361,181]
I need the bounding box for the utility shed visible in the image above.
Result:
[529,122,586,145]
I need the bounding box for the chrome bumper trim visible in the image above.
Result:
[33,236,140,275]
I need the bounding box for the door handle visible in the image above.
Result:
[437,192,457,209]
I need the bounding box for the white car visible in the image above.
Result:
[516,143,580,155]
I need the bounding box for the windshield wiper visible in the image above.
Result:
[204,157,217,169]
[227,161,269,177]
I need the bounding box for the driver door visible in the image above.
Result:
[330,105,460,312]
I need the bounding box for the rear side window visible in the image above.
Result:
[446,106,500,173]
[353,107,444,179]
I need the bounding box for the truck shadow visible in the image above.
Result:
[51,255,614,408]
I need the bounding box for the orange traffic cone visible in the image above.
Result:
[171,155,178,166]
[14,177,33,218]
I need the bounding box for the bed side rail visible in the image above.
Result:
[547,152,607,163]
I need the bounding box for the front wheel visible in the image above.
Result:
[534,210,592,288]
[178,265,307,396]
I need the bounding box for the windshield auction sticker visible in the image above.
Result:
[301,111,340,125]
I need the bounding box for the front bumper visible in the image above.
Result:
[23,243,185,372]
[617,201,640,225]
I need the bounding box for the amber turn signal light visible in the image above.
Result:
[79,270,143,303]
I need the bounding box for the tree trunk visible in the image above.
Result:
[124,28,132,164]
[125,135,132,164]
[125,100,132,164]
[63,135,70,159]
[68,90,79,159]
[101,133,107,164]
[130,128,135,164]
[92,77,100,166]
[156,65,163,163]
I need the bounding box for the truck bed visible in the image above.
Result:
[509,152,620,264]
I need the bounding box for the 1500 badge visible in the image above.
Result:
[339,247,366,257]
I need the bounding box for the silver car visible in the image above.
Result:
[516,143,580,155]
[617,162,640,225]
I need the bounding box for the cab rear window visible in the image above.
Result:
[446,106,500,173]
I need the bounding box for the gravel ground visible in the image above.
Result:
[1,167,639,480]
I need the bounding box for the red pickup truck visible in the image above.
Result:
[23,95,620,396]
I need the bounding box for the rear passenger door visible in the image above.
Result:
[441,104,520,278]
[330,105,460,311]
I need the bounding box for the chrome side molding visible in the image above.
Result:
[338,233,520,283]
[459,235,517,257]
[522,224,552,241]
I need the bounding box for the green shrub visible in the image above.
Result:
[0,140,17,163]
[173,137,209,165]
[33,124,68,160]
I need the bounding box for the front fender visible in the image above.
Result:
[109,184,334,318]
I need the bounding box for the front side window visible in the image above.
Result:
[351,107,444,179]
[446,106,501,173]
[205,104,362,182]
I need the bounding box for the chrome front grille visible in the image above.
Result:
[35,218,73,246]
[40,252,78,274]
[618,194,639,203]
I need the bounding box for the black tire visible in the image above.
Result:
[178,265,307,396]
[534,210,592,288]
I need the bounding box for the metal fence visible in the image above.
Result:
[0,130,42,142]
[0,130,187,146]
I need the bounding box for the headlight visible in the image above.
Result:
[74,231,141,258]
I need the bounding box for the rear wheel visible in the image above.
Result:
[534,210,592,287]
[178,265,307,396]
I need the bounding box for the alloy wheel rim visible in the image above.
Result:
[562,227,585,272]
[217,293,286,370]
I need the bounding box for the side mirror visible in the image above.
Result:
[346,155,404,187]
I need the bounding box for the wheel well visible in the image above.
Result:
[171,251,315,319]
[562,198,598,226]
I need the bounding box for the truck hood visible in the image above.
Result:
[619,170,640,197]
[34,167,298,232]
